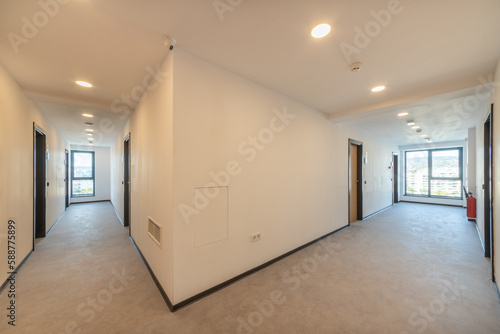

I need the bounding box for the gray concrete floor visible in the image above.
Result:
[1,202,499,333]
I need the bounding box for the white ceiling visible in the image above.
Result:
[338,86,492,145]
[1,0,499,146]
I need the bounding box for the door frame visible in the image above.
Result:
[65,149,69,208]
[33,123,47,249]
[484,104,495,282]
[348,139,363,225]
[393,154,399,204]
[124,133,131,235]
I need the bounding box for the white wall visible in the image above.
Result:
[70,145,111,203]
[110,132,127,224]
[467,128,477,198]
[341,124,399,216]
[0,63,67,285]
[108,50,400,305]
[474,58,499,286]
[171,51,398,303]
[110,53,175,300]
[476,113,486,245]
[45,129,68,227]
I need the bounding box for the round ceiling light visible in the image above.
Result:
[311,24,331,38]
[371,86,386,92]
[82,113,94,118]
[76,81,93,88]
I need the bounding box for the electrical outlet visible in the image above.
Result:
[251,232,262,242]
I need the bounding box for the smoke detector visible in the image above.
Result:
[162,36,176,50]
[350,62,362,72]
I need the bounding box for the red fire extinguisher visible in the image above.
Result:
[467,192,476,219]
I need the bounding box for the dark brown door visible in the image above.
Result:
[33,125,47,245]
[350,144,358,223]
[393,154,399,204]
[65,149,69,208]
[349,139,363,224]
[124,134,131,233]
[484,106,495,283]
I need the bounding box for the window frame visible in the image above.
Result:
[405,147,463,199]
[71,150,95,197]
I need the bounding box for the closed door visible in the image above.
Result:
[393,154,399,204]
[124,135,131,232]
[484,109,494,283]
[65,149,69,208]
[34,125,47,243]
[350,143,358,223]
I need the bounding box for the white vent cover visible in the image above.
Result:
[148,217,161,248]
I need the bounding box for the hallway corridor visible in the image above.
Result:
[1,202,499,333]
[1,202,167,333]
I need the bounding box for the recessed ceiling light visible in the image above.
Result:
[420,134,428,137]
[397,112,409,117]
[407,120,415,126]
[427,140,433,143]
[88,137,94,141]
[311,24,331,38]
[371,86,386,92]
[89,143,94,146]
[76,81,93,88]
[82,113,94,118]
[411,126,421,130]
[86,128,94,132]
[87,133,93,136]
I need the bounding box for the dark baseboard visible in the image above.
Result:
[174,224,349,311]
[363,205,392,220]
[46,210,66,235]
[129,236,174,312]
[130,224,349,312]
[399,200,463,208]
[0,250,33,295]
[110,201,125,226]
[70,200,111,205]
[475,222,486,253]
[494,281,500,303]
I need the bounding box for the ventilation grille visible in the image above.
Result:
[148,217,161,248]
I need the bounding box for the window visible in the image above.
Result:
[71,150,95,197]
[405,148,462,199]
